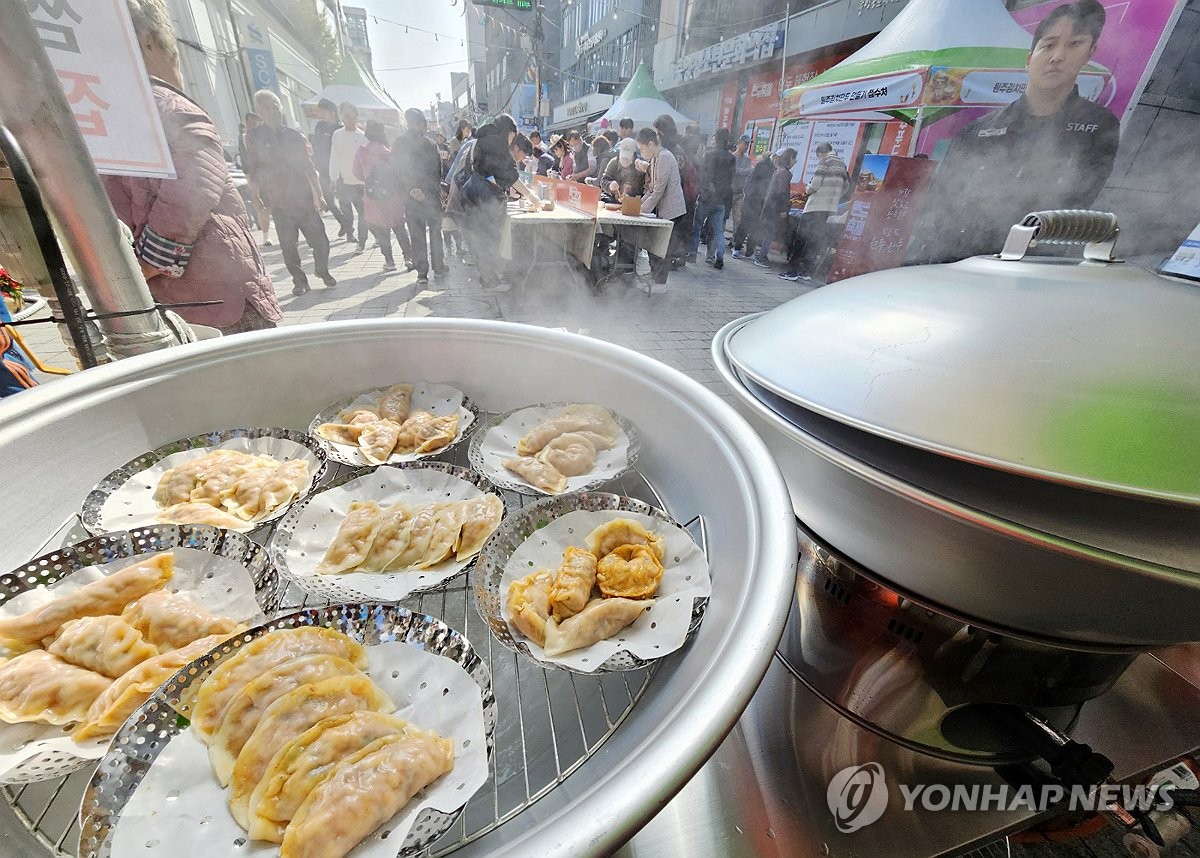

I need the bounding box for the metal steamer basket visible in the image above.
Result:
[0,319,797,858]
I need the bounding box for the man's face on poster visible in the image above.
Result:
[1027,17,1097,93]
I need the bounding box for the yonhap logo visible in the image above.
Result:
[827,763,889,833]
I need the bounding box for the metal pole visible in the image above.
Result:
[0,2,180,359]
[779,2,791,107]
[225,0,256,109]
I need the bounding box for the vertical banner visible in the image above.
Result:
[718,82,738,133]
[828,156,937,283]
[239,17,280,93]
[27,0,174,178]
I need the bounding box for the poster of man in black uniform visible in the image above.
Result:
[910,0,1120,263]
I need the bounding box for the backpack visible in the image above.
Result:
[364,162,392,202]
[679,151,699,205]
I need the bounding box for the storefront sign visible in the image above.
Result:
[751,119,776,158]
[239,18,280,94]
[923,67,1107,107]
[552,92,615,125]
[796,70,924,117]
[828,156,936,282]
[472,0,533,11]
[577,28,608,54]
[858,0,904,12]
[28,0,174,178]
[670,22,784,86]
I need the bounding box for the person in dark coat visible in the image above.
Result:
[393,108,447,284]
[309,97,351,240]
[752,148,798,268]
[690,127,736,269]
[734,154,777,259]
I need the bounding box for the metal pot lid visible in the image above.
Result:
[726,255,1200,506]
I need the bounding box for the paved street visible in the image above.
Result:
[16,213,812,399]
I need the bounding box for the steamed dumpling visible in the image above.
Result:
[393,411,459,455]
[454,493,504,561]
[0,650,111,725]
[503,457,567,494]
[358,419,402,465]
[516,404,619,456]
[248,711,411,842]
[376,383,414,422]
[543,598,654,657]
[535,432,597,477]
[507,570,554,648]
[315,501,382,574]
[186,454,273,506]
[122,590,240,650]
[46,615,159,678]
[549,547,599,623]
[156,501,253,530]
[356,503,416,572]
[190,628,368,742]
[382,503,446,571]
[585,518,666,561]
[220,458,310,522]
[315,422,369,446]
[0,553,173,646]
[153,450,257,507]
[280,728,454,858]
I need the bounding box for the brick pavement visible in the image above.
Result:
[14,213,815,400]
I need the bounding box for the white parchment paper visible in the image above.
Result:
[500,511,710,672]
[0,549,265,782]
[312,383,474,466]
[97,437,321,534]
[275,468,499,602]
[477,405,633,495]
[109,642,488,858]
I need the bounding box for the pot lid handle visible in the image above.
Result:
[999,210,1120,263]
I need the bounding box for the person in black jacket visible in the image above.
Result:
[733,154,776,259]
[910,0,1119,263]
[308,98,350,239]
[459,114,540,292]
[689,128,736,269]
[392,109,447,284]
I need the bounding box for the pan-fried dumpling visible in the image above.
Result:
[383,503,446,571]
[220,459,310,521]
[535,432,597,477]
[507,570,554,647]
[358,419,402,465]
[153,450,256,507]
[503,457,567,494]
[228,675,394,828]
[248,711,410,843]
[454,494,504,561]
[356,502,415,572]
[157,501,252,530]
[280,728,454,858]
[549,547,599,622]
[46,615,159,678]
[543,598,654,657]
[208,655,363,786]
[0,650,111,725]
[71,633,228,742]
[585,518,666,561]
[376,383,414,422]
[314,501,382,574]
[190,628,368,742]
[516,404,619,456]
[0,553,173,646]
[122,590,240,650]
[596,544,665,600]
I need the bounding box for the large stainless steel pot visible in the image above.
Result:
[0,319,797,857]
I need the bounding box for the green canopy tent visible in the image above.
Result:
[596,63,691,129]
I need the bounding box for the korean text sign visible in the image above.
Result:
[28,0,175,178]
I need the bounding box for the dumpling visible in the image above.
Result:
[585,518,666,561]
[572,430,617,452]
[71,632,228,742]
[0,552,173,646]
[227,675,394,828]
[535,432,597,477]
[543,598,654,657]
[280,728,454,858]
[548,547,599,623]
[356,503,415,572]
[358,419,402,465]
[248,711,410,843]
[596,544,665,600]
[157,501,253,530]
[220,458,310,522]
[186,455,270,506]
[503,457,567,494]
[516,404,619,456]
[393,411,458,455]
[46,615,159,678]
[376,383,414,422]
[507,570,554,648]
[189,627,368,742]
[336,407,379,424]
[316,423,365,446]
[153,450,256,507]
[314,501,382,574]
[122,590,240,650]
[208,655,363,786]
[415,503,465,569]
[0,650,111,725]
[382,503,446,571]
[454,494,504,561]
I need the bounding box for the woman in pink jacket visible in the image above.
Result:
[105,0,282,334]
[353,121,414,273]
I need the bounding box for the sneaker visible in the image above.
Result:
[731,250,743,259]
[753,259,771,268]
[416,273,429,285]
[382,261,397,272]
[291,281,310,295]
[319,274,337,288]
[354,245,365,255]
[403,260,418,273]
[799,274,813,281]
[714,259,724,270]
[779,271,801,282]
[263,239,273,246]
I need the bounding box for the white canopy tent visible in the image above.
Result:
[302,53,402,129]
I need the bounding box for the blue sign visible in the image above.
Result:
[246,47,279,94]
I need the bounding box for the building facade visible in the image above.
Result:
[467,2,561,132]
[341,6,373,75]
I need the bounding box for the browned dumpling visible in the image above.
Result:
[596,543,664,600]
[548,547,599,623]
[507,570,554,647]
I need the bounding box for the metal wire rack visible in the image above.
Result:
[1,414,706,857]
